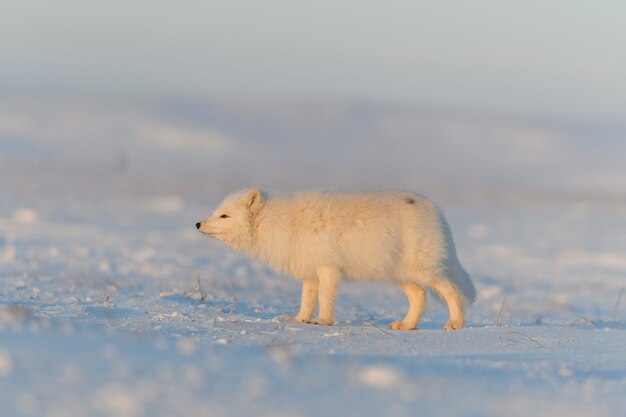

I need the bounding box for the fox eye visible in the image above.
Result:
[220,214,229,219]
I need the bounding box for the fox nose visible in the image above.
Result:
[195,222,201,230]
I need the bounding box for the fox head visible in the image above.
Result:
[196,188,264,250]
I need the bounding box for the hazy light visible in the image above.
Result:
[1,1,626,120]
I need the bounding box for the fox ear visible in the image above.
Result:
[245,188,263,213]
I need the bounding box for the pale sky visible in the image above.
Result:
[2,1,626,121]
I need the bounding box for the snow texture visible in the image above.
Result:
[1,95,625,417]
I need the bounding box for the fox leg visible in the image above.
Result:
[430,278,465,330]
[286,279,319,323]
[389,282,427,330]
[314,266,341,326]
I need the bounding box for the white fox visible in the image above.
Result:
[197,188,476,330]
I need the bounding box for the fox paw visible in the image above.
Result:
[443,319,465,331]
[285,316,310,323]
[389,320,417,331]
[313,318,333,326]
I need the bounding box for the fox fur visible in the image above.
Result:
[197,188,476,330]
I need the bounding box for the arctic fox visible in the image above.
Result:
[196,189,476,330]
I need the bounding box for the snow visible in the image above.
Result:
[1,95,626,417]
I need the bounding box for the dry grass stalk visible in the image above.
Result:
[613,288,624,320]
[495,295,508,327]
[194,273,209,302]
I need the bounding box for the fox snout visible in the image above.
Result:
[195,222,201,230]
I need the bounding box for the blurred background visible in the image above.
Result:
[2,0,626,202]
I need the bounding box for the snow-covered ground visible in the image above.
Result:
[1,95,625,417]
